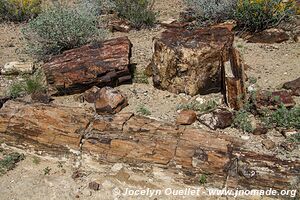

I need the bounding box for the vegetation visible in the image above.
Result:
[288,133,300,143]
[199,174,207,185]
[0,152,25,175]
[184,0,237,26]
[177,100,218,112]
[137,104,151,116]
[235,0,296,32]
[32,156,41,165]
[233,109,253,133]
[9,72,45,98]
[113,0,157,29]
[0,0,41,22]
[133,69,149,84]
[262,105,300,130]
[43,166,51,175]
[22,3,105,59]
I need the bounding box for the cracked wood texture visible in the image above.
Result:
[43,37,132,95]
[0,101,299,190]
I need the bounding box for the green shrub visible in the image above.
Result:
[113,0,157,29]
[0,0,41,22]
[137,104,151,116]
[9,72,45,98]
[22,3,105,59]
[233,109,253,133]
[177,100,218,112]
[184,0,237,26]
[0,152,25,175]
[262,105,300,130]
[235,0,296,32]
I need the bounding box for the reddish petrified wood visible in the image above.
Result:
[0,101,298,190]
[43,37,132,95]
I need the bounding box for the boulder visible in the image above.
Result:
[149,27,234,96]
[43,37,132,95]
[283,77,300,96]
[176,110,197,125]
[95,87,128,114]
[83,86,101,103]
[198,108,233,130]
[247,28,289,44]
[1,61,34,75]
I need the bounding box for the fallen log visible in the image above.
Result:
[43,37,132,95]
[0,101,299,190]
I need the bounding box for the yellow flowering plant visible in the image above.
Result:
[0,0,41,22]
[235,0,296,32]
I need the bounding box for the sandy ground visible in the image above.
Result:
[0,0,299,199]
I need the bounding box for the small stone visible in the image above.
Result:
[196,97,205,104]
[111,163,124,172]
[31,92,51,104]
[262,139,276,150]
[83,86,101,103]
[198,108,233,130]
[280,142,296,152]
[176,110,197,125]
[71,170,86,180]
[1,61,34,75]
[252,127,268,135]
[241,135,250,140]
[95,87,128,114]
[247,28,289,44]
[283,77,300,96]
[88,181,100,191]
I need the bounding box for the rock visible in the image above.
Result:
[150,27,234,96]
[1,61,34,75]
[262,139,276,150]
[31,92,51,104]
[198,108,234,130]
[108,19,131,33]
[83,86,101,103]
[95,87,128,114]
[111,163,124,172]
[252,127,268,135]
[176,110,197,125]
[254,90,295,110]
[0,101,299,190]
[160,19,189,29]
[280,142,296,152]
[88,181,100,191]
[71,170,86,180]
[0,96,10,109]
[283,77,300,96]
[247,28,289,44]
[43,37,132,95]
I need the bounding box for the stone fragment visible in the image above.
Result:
[262,139,276,150]
[247,28,289,44]
[254,90,295,110]
[88,181,101,191]
[283,77,300,96]
[176,110,197,125]
[95,87,128,114]
[83,86,101,103]
[198,108,233,130]
[1,61,34,75]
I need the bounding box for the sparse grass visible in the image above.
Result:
[133,70,149,84]
[288,133,300,143]
[43,166,51,175]
[0,152,25,175]
[199,174,207,185]
[8,71,45,98]
[177,100,217,112]
[136,104,151,116]
[248,76,257,85]
[32,156,41,165]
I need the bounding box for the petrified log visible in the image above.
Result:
[43,37,132,95]
[149,27,234,96]
[0,101,299,190]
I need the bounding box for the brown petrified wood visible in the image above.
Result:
[43,37,132,95]
[0,101,299,190]
[149,27,234,96]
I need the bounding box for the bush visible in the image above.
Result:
[22,4,105,59]
[9,71,45,98]
[0,0,41,22]
[184,0,237,26]
[262,105,300,130]
[233,109,253,133]
[113,0,157,29]
[235,0,296,32]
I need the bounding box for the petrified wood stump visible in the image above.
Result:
[43,37,132,95]
[0,100,298,190]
